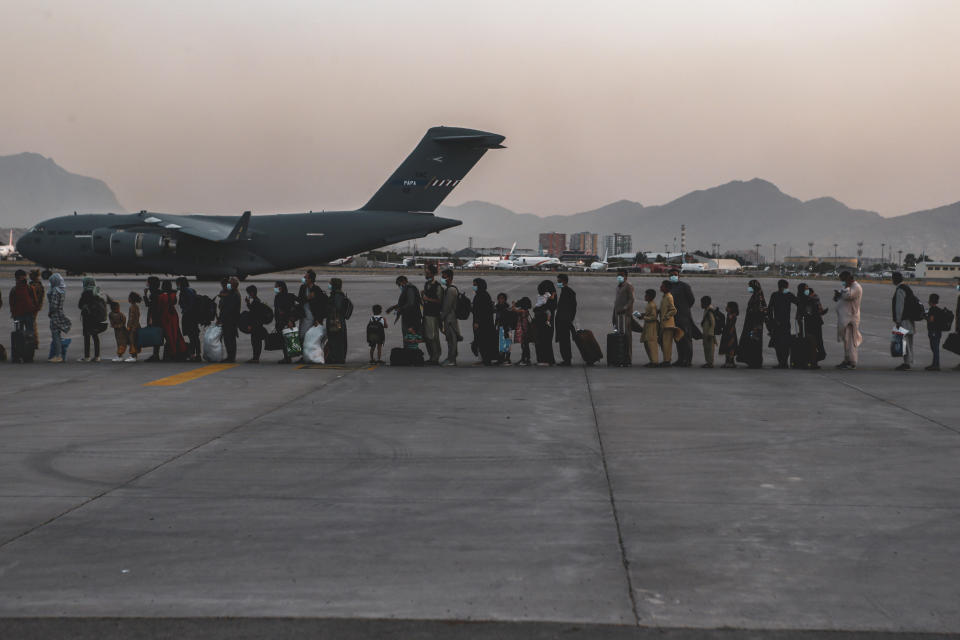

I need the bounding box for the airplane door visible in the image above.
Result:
[135,233,144,258]
[92,229,112,255]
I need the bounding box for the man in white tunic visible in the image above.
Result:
[834,271,863,370]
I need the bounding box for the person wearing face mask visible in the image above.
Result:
[176,277,201,362]
[611,269,635,363]
[833,271,863,370]
[421,263,443,365]
[736,279,767,369]
[658,280,677,367]
[439,269,460,366]
[667,268,695,366]
[533,280,557,366]
[217,277,242,363]
[272,281,301,364]
[554,273,577,366]
[387,275,423,339]
[890,272,923,371]
[795,282,827,368]
[471,278,498,365]
[297,269,328,344]
[768,279,797,369]
[244,284,273,363]
[325,278,350,364]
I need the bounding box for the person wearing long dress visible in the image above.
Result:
[532,280,556,366]
[158,280,187,360]
[471,278,498,365]
[720,301,739,368]
[326,277,349,364]
[737,280,767,369]
[795,282,827,368]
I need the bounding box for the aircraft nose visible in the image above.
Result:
[16,232,35,260]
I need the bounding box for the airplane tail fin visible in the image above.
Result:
[362,126,505,213]
[507,241,517,260]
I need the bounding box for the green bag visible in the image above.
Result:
[282,327,303,358]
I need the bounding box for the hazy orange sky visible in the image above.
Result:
[2,0,959,217]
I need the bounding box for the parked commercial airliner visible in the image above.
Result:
[16,127,504,278]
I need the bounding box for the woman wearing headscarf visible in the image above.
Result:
[47,273,71,362]
[736,279,767,369]
[158,280,188,360]
[325,277,350,364]
[471,278,498,365]
[533,280,556,366]
[795,282,827,368]
[78,276,108,362]
[218,277,242,363]
[273,280,301,364]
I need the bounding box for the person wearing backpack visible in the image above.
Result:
[217,277,242,363]
[9,269,39,363]
[177,277,201,362]
[892,272,921,371]
[272,281,301,364]
[700,295,716,368]
[244,284,272,363]
[77,276,108,362]
[421,264,443,365]
[325,277,350,364]
[367,304,387,364]
[387,275,423,336]
[926,293,951,371]
[439,268,460,366]
[143,276,162,362]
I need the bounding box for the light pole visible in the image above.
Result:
[833,243,838,264]
[773,243,777,265]
[755,243,761,266]
[857,241,863,270]
[898,249,903,268]
[881,242,885,265]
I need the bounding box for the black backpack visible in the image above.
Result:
[899,285,926,322]
[455,291,471,320]
[344,296,354,320]
[366,317,385,344]
[935,307,955,332]
[712,307,725,335]
[194,295,218,325]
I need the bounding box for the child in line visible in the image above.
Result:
[494,292,512,365]
[511,297,532,366]
[700,296,716,369]
[720,300,739,368]
[640,288,659,367]
[367,304,387,364]
[109,301,129,362]
[403,325,422,350]
[926,293,943,371]
[126,292,142,362]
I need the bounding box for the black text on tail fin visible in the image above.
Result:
[362,126,505,213]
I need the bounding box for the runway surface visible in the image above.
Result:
[1,273,958,638]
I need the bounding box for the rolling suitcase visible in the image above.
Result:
[11,321,35,363]
[606,316,630,367]
[790,322,814,369]
[136,326,164,348]
[574,328,603,365]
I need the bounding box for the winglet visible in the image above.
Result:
[227,211,252,242]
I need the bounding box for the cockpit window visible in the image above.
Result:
[31,225,44,232]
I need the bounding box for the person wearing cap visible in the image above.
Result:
[667,267,695,366]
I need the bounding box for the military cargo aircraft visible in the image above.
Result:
[16,126,504,278]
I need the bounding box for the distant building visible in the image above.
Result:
[604,233,632,257]
[915,261,960,279]
[706,258,743,273]
[568,232,599,256]
[783,256,858,268]
[538,232,566,257]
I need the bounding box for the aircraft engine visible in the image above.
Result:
[109,231,177,258]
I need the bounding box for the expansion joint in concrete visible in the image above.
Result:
[583,367,641,626]
[833,377,960,437]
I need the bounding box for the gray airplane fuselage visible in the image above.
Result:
[17,209,460,277]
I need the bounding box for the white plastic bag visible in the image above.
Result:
[302,325,327,364]
[202,325,226,362]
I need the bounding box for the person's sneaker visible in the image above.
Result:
[660,361,672,368]
[837,362,856,370]
[925,365,940,371]
[48,356,63,363]
[701,363,714,368]
[834,361,849,369]
[91,357,101,363]
[442,360,457,367]
[123,356,137,363]
[76,356,89,362]
[111,356,123,362]
[895,363,911,371]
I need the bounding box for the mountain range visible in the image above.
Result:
[1,152,957,261]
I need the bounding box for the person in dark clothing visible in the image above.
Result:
[554,273,577,366]
[9,269,39,362]
[926,293,944,371]
[667,268,696,366]
[795,282,827,368]
[768,279,797,368]
[143,276,162,362]
[326,278,349,364]
[422,264,443,365]
[533,280,556,365]
[494,292,513,364]
[297,269,327,342]
[720,301,739,368]
[218,277,242,363]
[158,279,188,361]
[387,275,423,336]
[78,276,108,362]
[273,281,301,364]
[736,280,767,368]
[176,277,201,362]
[471,278,498,365]
[245,284,270,363]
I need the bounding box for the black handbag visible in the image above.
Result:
[944,332,960,356]
[264,332,284,351]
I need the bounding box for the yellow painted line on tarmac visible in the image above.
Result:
[144,364,239,387]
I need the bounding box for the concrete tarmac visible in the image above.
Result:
[0,273,958,637]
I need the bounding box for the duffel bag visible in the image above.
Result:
[202,325,226,362]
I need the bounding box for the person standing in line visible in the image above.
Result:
[158,280,187,361]
[925,293,945,371]
[834,271,863,370]
[218,277,242,363]
[297,270,327,342]
[143,276,162,362]
[768,279,796,369]
[658,280,677,367]
[125,292,142,362]
[77,276,108,362]
[387,275,423,337]
[421,264,443,365]
[954,278,960,371]
[177,277,201,362]
[554,273,577,366]
[612,269,635,359]
[533,280,556,366]
[46,273,71,363]
[325,278,349,364]
[471,278,498,365]
[272,281,301,365]
[667,267,695,366]
[367,304,387,364]
[737,280,767,369]
[245,285,271,364]
[891,272,917,371]
[108,301,128,362]
[700,295,716,368]
[439,269,460,366]
[28,269,44,348]
[9,269,39,362]
[720,301,739,368]
[640,288,659,367]
[511,297,532,366]
[796,282,827,368]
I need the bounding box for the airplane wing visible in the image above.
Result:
[135,211,251,243]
